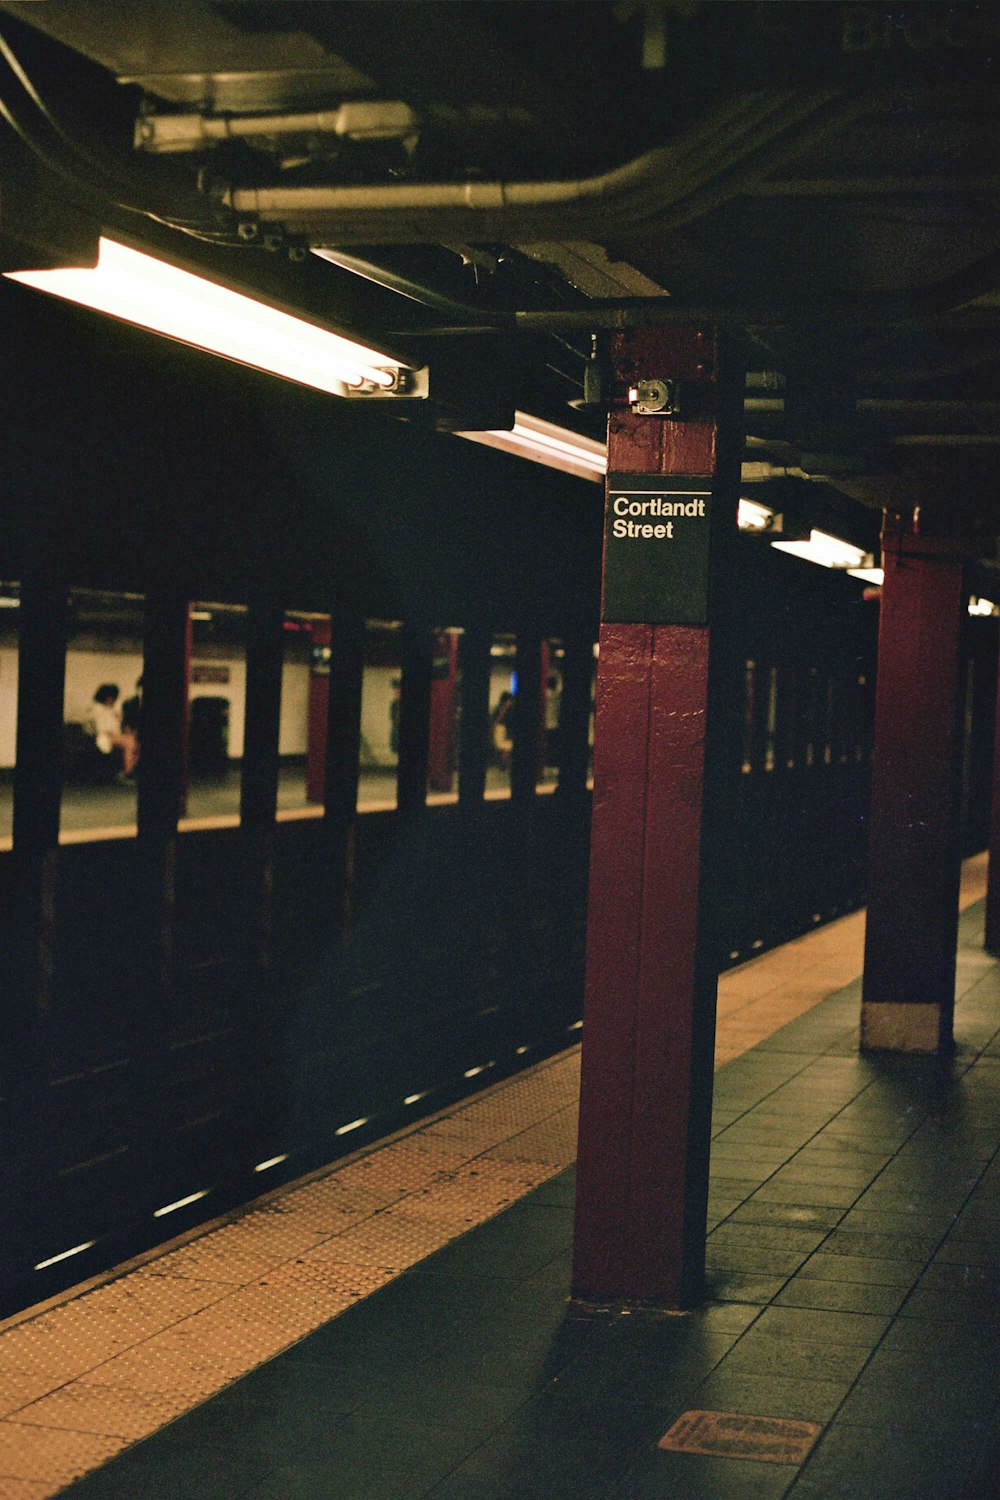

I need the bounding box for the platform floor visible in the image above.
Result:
[0,764,541,848]
[0,855,995,1498]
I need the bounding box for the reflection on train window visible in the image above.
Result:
[487,633,517,799]
[427,627,461,806]
[358,620,401,812]
[764,664,778,772]
[805,665,819,768]
[184,601,248,825]
[824,672,836,766]
[741,659,755,773]
[538,638,563,793]
[0,581,19,848]
[59,589,144,841]
[780,662,797,771]
[277,611,330,820]
[855,673,871,763]
[588,641,598,788]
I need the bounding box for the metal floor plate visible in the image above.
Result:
[659,1409,822,1465]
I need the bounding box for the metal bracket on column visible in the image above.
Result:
[628,377,682,417]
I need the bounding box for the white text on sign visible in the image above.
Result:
[611,493,706,540]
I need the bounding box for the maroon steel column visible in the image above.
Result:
[572,326,742,1309]
[428,629,459,793]
[457,625,491,807]
[322,612,364,936]
[861,507,968,1052]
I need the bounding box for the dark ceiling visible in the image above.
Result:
[1,1,999,546]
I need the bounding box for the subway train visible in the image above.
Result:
[0,0,998,1320]
[2,279,996,1317]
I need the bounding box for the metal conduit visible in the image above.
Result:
[225,89,870,245]
[311,247,514,325]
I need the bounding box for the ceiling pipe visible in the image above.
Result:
[224,89,870,245]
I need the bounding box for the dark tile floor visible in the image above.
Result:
[64,901,1000,1499]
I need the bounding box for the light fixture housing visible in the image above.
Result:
[5,238,422,398]
[737,498,779,532]
[456,411,608,482]
[771,529,868,571]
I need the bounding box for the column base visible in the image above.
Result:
[567,1295,691,1320]
[860,1001,946,1054]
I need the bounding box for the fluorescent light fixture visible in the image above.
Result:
[153,1189,209,1218]
[463,1062,495,1079]
[0,596,19,608]
[848,566,884,585]
[190,609,213,622]
[403,1091,429,1106]
[737,498,777,532]
[34,1239,98,1271]
[5,238,409,394]
[969,596,999,616]
[772,529,867,570]
[515,1044,531,1055]
[456,411,607,482]
[334,1116,370,1136]
[254,1153,289,1173]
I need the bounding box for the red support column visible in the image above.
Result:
[428,629,459,793]
[458,626,491,807]
[572,325,743,1309]
[861,508,969,1052]
[322,612,364,936]
[240,596,285,976]
[511,631,543,806]
[397,625,433,817]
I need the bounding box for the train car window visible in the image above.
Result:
[358,620,401,811]
[59,589,144,842]
[428,627,461,806]
[277,611,329,820]
[184,602,247,826]
[0,581,19,849]
[487,634,517,800]
[537,638,563,794]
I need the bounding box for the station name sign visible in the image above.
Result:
[602,473,713,626]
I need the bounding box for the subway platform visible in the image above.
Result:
[0,855,996,1500]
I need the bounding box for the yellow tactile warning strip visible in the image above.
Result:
[0,851,988,1497]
